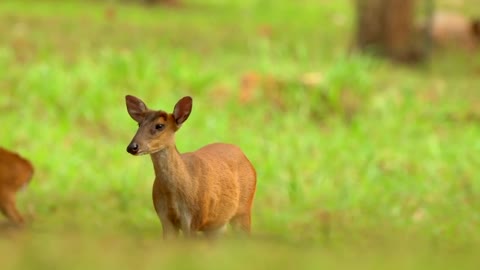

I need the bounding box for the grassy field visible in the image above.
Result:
[1,0,480,268]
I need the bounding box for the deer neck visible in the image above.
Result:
[150,145,192,191]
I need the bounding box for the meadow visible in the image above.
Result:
[1,0,480,268]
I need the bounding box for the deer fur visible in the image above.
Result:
[431,12,480,50]
[0,147,34,225]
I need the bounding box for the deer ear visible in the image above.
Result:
[126,95,148,123]
[173,96,193,125]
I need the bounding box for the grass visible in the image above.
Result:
[1,0,480,268]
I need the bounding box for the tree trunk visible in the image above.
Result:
[356,0,422,63]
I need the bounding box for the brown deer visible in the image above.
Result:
[0,147,34,225]
[431,12,480,51]
[125,95,256,239]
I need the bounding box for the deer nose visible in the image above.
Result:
[127,142,139,155]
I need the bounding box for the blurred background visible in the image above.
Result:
[0,0,479,269]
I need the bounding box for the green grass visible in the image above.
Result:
[1,0,480,268]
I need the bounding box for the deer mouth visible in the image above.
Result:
[127,141,167,156]
[126,146,156,156]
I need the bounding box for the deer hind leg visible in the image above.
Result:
[230,213,251,234]
[203,225,227,240]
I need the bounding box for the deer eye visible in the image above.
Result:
[155,124,165,131]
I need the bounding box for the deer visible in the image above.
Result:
[430,12,480,51]
[125,95,257,239]
[0,147,34,225]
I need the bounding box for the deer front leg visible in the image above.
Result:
[179,208,195,238]
[158,215,179,240]
[0,195,24,225]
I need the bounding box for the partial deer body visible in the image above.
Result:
[0,147,34,225]
[431,12,480,50]
[126,95,256,239]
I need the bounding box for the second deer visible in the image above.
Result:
[125,95,257,239]
[0,147,34,225]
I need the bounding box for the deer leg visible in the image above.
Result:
[203,225,227,240]
[160,218,179,240]
[0,197,24,225]
[230,213,251,235]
